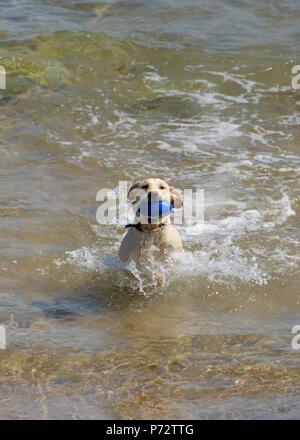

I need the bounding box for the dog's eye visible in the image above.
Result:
[141,184,149,190]
[159,185,166,189]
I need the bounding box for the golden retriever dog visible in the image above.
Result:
[118,178,183,265]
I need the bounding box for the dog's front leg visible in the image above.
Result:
[161,226,183,260]
[118,228,141,262]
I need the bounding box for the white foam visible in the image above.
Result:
[172,246,269,286]
[182,194,295,239]
[205,71,258,94]
[144,71,168,82]
[55,190,296,289]
[58,241,269,288]
[162,119,242,151]
[268,85,291,93]
[57,246,126,273]
[263,194,296,228]
[280,113,300,126]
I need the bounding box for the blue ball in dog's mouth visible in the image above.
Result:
[138,200,173,220]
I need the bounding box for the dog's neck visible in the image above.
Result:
[126,219,169,233]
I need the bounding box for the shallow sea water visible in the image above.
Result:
[0,0,300,419]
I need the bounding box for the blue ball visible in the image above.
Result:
[138,200,173,219]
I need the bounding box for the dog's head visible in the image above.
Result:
[128,178,182,223]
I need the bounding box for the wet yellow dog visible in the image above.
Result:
[118,178,183,265]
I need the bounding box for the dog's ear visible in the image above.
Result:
[170,186,183,209]
[128,182,142,204]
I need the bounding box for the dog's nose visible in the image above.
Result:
[147,191,160,202]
